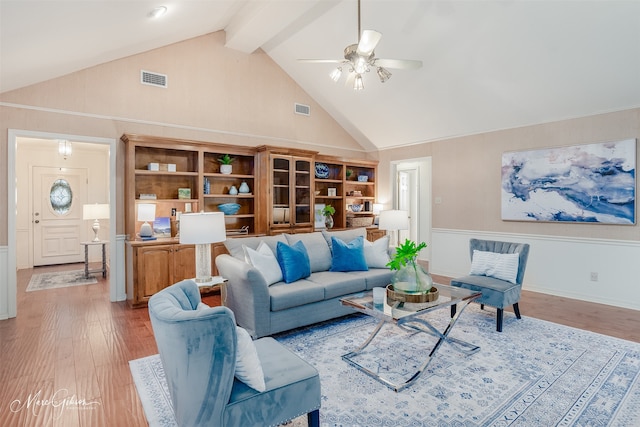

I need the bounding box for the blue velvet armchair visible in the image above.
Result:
[451,239,530,332]
[148,279,321,427]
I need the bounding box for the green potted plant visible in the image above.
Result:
[218,154,235,174]
[322,205,336,229]
[386,239,433,295]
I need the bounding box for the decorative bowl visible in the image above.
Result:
[217,203,241,215]
[351,204,363,212]
[357,175,369,182]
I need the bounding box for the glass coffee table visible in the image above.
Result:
[340,283,481,392]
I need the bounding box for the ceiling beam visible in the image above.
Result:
[224,0,323,53]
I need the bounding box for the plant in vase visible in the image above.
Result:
[218,154,235,174]
[386,239,433,295]
[322,205,336,229]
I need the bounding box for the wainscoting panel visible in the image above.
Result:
[431,229,640,311]
[0,246,10,319]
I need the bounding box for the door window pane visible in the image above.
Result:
[50,179,73,215]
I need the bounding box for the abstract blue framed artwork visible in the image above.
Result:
[501,139,636,224]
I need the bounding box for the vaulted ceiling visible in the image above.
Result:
[2,0,639,151]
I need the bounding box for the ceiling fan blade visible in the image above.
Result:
[373,58,423,70]
[298,59,344,64]
[356,30,382,57]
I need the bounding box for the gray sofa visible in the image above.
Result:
[215,228,393,338]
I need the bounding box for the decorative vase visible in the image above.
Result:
[220,164,232,174]
[391,262,433,295]
[229,185,238,195]
[238,181,250,193]
[325,215,334,229]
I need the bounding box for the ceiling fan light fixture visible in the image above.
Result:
[377,67,392,83]
[329,67,343,82]
[354,74,364,91]
[354,56,368,74]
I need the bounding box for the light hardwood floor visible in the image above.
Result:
[1,265,638,426]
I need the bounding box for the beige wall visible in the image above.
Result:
[0,31,369,245]
[379,108,640,242]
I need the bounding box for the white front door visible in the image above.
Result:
[33,167,88,266]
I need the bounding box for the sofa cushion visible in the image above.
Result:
[225,234,287,260]
[235,326,266,392]
[276,241,311,283]
[322,228,367,252]
[364,235,391,268]
[330,236,368,272]
[307,271,366,300]
[243,242,282,286]
[347,269,395,290]
[269,279,325,311]
[470,250,519,284]
[285,232,331,272]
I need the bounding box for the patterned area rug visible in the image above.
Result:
[26,269,97,291]
[129,305,640,426]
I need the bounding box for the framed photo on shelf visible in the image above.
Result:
[153,217,171,237]
[328,188,337,197]
[314,204,326,229]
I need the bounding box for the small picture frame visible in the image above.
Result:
[328,188,337,197]
[178,188,191,199]
[153,217,171,237]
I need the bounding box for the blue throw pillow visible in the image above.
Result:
[276,241,311,283]
[330,236,369,272]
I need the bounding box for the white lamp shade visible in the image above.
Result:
[378,209,409,231]
[372,203,384,215]
[137,204,156,222]
[179,212,226,244]
[83,203,109,220]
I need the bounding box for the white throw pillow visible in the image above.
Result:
[470,250,519,284]
[243,241,283,285]
[364,235,391,268]
[235,326,266,392]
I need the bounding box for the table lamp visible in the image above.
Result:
[372,203,384,225]
[82,203,110,242]
[378,209,409,246]
[179,212,226,284]
[137,203,156,238]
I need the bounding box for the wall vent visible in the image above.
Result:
[141,70,168,88]
[294,103,310,116]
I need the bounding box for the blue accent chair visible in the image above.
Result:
[148,279,321,427]
[450,239,530,332]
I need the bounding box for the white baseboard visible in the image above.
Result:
[431,229,640,311]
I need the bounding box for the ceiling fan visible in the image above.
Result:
[298,0,423,90]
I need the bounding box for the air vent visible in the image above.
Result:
[141,70,168,88]
[294,103,310,116]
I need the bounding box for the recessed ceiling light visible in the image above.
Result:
[149,6,167,19]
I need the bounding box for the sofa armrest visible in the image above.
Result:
[215,254,271,338]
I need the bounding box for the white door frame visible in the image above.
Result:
[6,129,119,318]
[390,157,432,262]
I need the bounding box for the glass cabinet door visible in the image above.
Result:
[294,158,312,225]
[272,156,291,226]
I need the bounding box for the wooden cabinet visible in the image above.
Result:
[344,160,377,229]
[313,156,345,228]
[257,146,316,235]
[126,241,196,307]
[123,134,259,306]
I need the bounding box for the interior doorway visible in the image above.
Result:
[392,158,432,262]
[6,129,119,319]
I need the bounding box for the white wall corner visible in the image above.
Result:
[113,234,127,302]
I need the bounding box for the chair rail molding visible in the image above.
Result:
[431,228,640,311]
